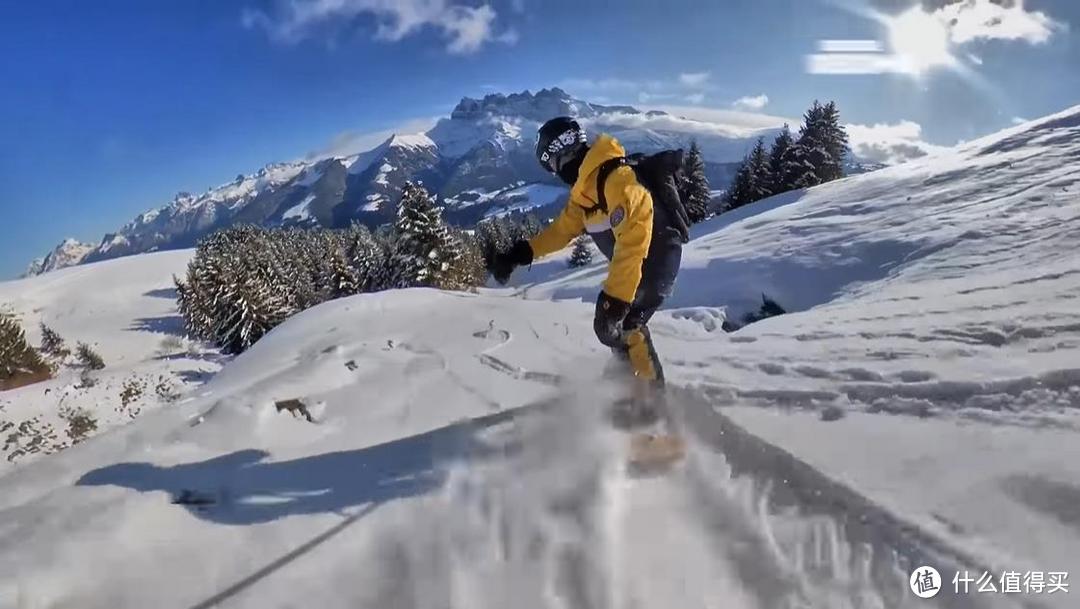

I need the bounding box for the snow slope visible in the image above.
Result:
[0,291,928,609]
[0,250,227,469]
[2,106,1079,608]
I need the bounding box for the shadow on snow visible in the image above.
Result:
[76,410,520,526]
[129,315,186,336]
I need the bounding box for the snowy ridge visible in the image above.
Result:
[1,104,1079,607]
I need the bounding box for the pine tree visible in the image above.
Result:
[787,101,827,190]
[391,183,461,289]
[217,249,291,354]
[783,142,821,190]
[175,225,293,354]
[474,220,503,271]
[768,124,796,194]
[443,228,486,290]
[682,141,711,223]
[0,314,51,388]
[39,323,68,357]
[327,239,361,298]
[817,101,849,182]
[173,208,485,354]
[523,213,543,237]
[725,138,774,210]
[724,159,754,210]
[747,137,774,202]
[362,231,396,292]
[500,214,525,244]
[785,100,849,188]
[75,342,105,370]
[568,234,593,268]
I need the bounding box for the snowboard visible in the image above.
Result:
[607,380,686,476]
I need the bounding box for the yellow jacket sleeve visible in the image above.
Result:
[528,201,585,259]
[603,168,653,303]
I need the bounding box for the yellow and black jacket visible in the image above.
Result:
[529,135,654,304]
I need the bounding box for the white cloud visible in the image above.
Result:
[243,0,516,54]
[559,77,665,94]
[560,72,716,102]
[937,0,1066,45]
[678,72,711,87]
[638,91,677,103]
[494,27,520,46]
[309,116,441,159]
[845,120,949,165]
[617,105,796,138]
[1011,116,1029,125]
[732,94,769,111]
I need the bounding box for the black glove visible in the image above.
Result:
[491,240,533,285]
[594,291,632,348]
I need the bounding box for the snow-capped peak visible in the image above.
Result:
[23,238,95,276]
[388,133,436,151]
[449,87,609,123]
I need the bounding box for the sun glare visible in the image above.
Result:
[885,7,956,75]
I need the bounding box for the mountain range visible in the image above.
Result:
[25,87,795,276]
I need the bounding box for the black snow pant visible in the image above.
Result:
[590,225,683,386]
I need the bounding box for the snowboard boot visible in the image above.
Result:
[607,375,663,430]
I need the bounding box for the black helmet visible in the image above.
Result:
[535,117,587,175]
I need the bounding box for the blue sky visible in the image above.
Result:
[1,0,1077,278]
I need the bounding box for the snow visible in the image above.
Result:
[0,250,228,473]
[2,106,1080,607]
[97,233,130,253]
[427,115,530,159]
[444,182,565,214]
[373,163,394,186]
[295,166,326,188]
[208,162,308,207]
[282,194,317,222]
[587,115,778,164]
[344,134,434,178]
[137,208,163,224]
[345,140,391,176]
[480,183,567,217]
[362,193,384,212]
[389,133,436,151]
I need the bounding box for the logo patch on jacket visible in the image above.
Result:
[610,206,626,227]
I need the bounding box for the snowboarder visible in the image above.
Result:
[492,117,688,437]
